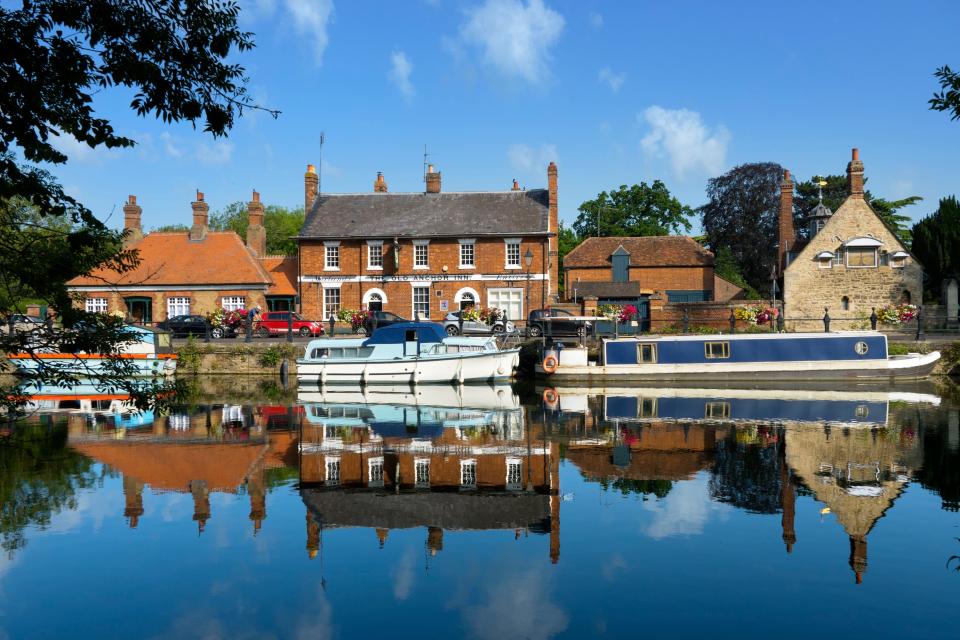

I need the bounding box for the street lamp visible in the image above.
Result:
[524,248,534,333]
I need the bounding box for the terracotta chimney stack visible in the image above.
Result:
[305,164,319,212]
[247,190,266,257]
[374,171,388,193]
[512,179,520,191]
[425,164,441,194]
[778,169,795,273]
[189,190,209,242]
[847,147,864,198]
[123,195,143,245]
[547,162,559,302]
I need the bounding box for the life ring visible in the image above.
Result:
[542,388,559,409]
[542,354,559,374]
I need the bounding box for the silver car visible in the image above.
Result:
[442,311,515,336]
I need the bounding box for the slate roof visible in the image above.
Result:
[68,232,272,287]
[563,236,714,268]
[298,190,550,239]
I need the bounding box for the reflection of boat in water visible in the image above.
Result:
[298,383,520,411]
[546,386,941,426]
[14,383,154,427]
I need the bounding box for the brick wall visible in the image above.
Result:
[565,265,714,295]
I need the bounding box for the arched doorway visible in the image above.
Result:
[454,287,481,312]
[363,288,388,312]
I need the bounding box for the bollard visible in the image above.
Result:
[682,307,689,334]
[823,307,830,333]
[287,311,294,343]
[869,308,877,330]
[458,313,464,335]
[729,308,736,334]
[328,314,335,338]
[204,320,210,343]
[915,305,924,341]
[245,310,253,343]
[776,310,785,333]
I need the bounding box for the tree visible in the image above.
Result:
[930,65,960,121]
[0,1,270,411]
[713,246,761,299]
[699,162,783,293]
[151,224,189,233]
[911,196,960,300]
[210,202,304,256]
[557,222,579,292]
[572,181,693,239]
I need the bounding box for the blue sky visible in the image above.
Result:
[47,0,960,234]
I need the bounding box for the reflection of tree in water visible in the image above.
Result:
[708,428,782,514]
[0,421,98,557]
[595,476,672,499]
[912,411,960,512]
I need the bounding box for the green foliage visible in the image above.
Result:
[912,196,960,300]
[210,201,304,255]
[713,247,761,299]
[151,224,189,233]
[870,197,921,246]
[557,223,579,291]
[176,335,204,374]
[930,65,960,121]
[259,344,295,368]
[700,162,783,293]
[573,181,693,239]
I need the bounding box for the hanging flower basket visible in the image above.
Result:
[876,303,917,326]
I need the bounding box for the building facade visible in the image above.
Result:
[782,149,923,328]
[297,164,559,322]
[67,192,296,322]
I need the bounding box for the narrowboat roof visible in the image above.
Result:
[609,331,885,342]
[362,322,447,345]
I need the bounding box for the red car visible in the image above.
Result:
[254,311,324,337]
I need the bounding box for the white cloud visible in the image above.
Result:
[285,0,334,66]
[195,140,234,165]
[640,105,730,177]
[642,475,730,539]
[507,143,557,174]
[459,0,564,83]
[598,67,625,92]
[392,548,416,600]
[460,569,568,640]
[159,132,182,158]
[389,51,415,101]
[49,130,119,164]
[589,11,603,28]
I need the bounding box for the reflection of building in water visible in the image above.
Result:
[784,426,919,584]
[67,404,299,534]
[299,403,561,564]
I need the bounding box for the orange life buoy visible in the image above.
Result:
[542,354,559,374]
[542,387,559,408]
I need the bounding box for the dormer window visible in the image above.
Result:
[890,250,909,268]
[815,251,834,269]
[843,237,882,269]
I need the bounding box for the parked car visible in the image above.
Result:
[1,314,43,335]
[359,310,411,336]
[526,308,590,337]
[254,311,324,337]
[442,311,515,336]
[156,314,239,339]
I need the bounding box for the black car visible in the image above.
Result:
[526,308,590,337]
[157,314,236,339]
[359,311,411,336]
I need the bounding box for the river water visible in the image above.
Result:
[1,382,958,639]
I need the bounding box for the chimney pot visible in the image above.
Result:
[852,148,859,161]
[512,179,520,191]
[306,164,316,174]
[252,190,260,203]
[374,171,388,193]
[305,163,319,211]
[196,190,204,202]
[128,195,137,205]
[427,164,434,173]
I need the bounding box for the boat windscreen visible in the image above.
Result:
[363,322,446,345]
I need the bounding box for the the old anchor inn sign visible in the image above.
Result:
[296,163,560,322]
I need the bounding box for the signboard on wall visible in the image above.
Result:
[440,300,449,312]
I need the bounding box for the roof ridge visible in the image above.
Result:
[317,189,547,197]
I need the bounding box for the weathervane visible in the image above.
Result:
[817,177,827,203]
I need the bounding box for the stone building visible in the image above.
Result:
[296,163,559,322]
[782,149,923,329]
[67,192,296,321]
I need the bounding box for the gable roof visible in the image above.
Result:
[261,256,298,296]
[563,236,714,268]
[68,232,272,288]
[298,190,550,239]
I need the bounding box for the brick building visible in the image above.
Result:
[296,163,559,322]
[782,149,923,328]
[67,192,297,321]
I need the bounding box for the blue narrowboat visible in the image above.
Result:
[536,332,940,382]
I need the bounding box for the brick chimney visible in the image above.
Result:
[123,195,143,245]
[374,171,388,193]
[247,190,266,257]
[847,147,864,198]
[304,164,319,212]
[547,162,559,301]
[189,190,209,242]
[425,164,441,194]
[778,169,795,273]
[511,179,520,191]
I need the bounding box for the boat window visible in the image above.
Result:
[705,401,731,419]
[405,330,417,341]
[854,404,869,418]
[637,343,657,363]
[639,397,657,418]
[854,341,869,355]
[704,341,730,359]
[310,348,328,358]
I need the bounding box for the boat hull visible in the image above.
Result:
[297,349,520,386]
[7,353,177,378]
[537,351,941,382]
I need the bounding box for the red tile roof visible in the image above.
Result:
[260,256,298,296]
[68,232,272,287]
[563,236,714,268]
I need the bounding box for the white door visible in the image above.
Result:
[487,288,523,322]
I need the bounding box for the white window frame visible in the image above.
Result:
[366,240,383,270]
[324,241,340,271]
[818,258,832,270]
[412,285,430,319]
[368,456,384,488]
[323,286,341,320]
[221,296,246,311]
[459,238,476,269]
[487,288,523,323]
[85,297,109,313]
[362,288,388,307]
[415,457,431,488]
[325,457,341,486]
[832,248,844,266]
[891,256,906,269]
[506,457,522,490]
[504,238,522,269]
[846,247,878,269]
[413,239,430,270]
[460,459,477,488]
[166,297,190,318]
